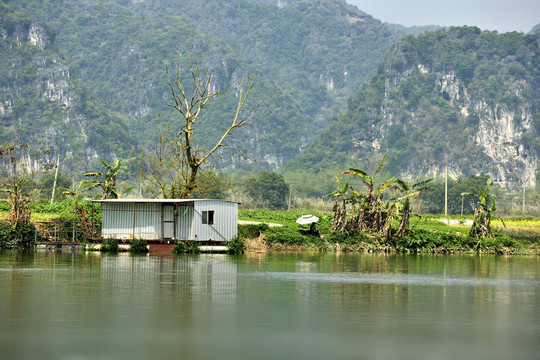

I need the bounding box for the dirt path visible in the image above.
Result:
[238,220,283,227]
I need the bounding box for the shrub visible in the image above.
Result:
[501,229,539,245]
[325,229,374,245]
[391,229,479,251]
[130,239,149,253]
[0,221,38,249]
[172,241,200,254]
[265,226,306,245]
[238,224,269,239]
[101,238,118,252]
[265,226,325,247]
[227,236,245,254]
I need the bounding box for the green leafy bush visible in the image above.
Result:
[101,237,118,252]
[265,226,305,244]
[238,224,269,239]
[0,222,38,249]
[325,229,375,245]
[130,239,149,253]
[265,226,324,246]
[172,241,200,254]
[227,236,245,254]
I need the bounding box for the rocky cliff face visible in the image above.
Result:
[290,27,539,191]
[0,4,132,172]
[380,61,538,190]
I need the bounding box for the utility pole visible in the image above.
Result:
[288,184,293,211]
[461,194,464,216]
[50,154,60,204]
[522,187,525,215]
[444,166,448,216]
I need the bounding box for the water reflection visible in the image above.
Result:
[0,250,538,360]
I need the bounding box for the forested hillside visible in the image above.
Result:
[286,26,539,194]
[4,0,539,199]
[128,0,396,119]
[0,2,134,173]
[9,0,397,169]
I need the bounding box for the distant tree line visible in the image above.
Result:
[416,174,494,215]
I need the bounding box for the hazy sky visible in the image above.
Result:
[346,0,540,33]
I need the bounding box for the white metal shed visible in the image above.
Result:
[95,199,239,242]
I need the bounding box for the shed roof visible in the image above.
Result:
[93,198,240,204]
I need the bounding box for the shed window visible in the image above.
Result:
[202,210,214,225]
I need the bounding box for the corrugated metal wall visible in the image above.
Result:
[192,200,238,242]
[176,204,194,240]
[102,202,160,240]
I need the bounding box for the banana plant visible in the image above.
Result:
[327,177,350,231]
[394,178,433,236]
[343,153,388,199]
[341,153,398,239]
[84,159,123,199]
[461,179,496,241]
[60,180,91,212]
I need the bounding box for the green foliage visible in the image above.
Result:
[7,0,395,176]
[28,198,101,225]
[243,172,290,210]
[391,229,476,251]
[239,209,332,232]
[418,174,492,214]
[499,229,538,245]
[84,159,126,200]
[0,138,54,228]
[238,223,270,239]
[265,226,324,247]
[0,2,135,177]
[237,209,533,253]
[130,239,149,253]
[330,154,423,241]
[190,169,231,199]
[101,238,118,252]
[172,241,200,254]
[30,199,73,214]
[38,171,73,202]
[462,179,497,239]
[227,236,245,254]
[0,202,10,211]
[0,221,38,249]
[325,229,374,246]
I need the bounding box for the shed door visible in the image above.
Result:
[162,204,175,239]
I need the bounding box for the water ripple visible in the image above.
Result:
[248,271,539,287]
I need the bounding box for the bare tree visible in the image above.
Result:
[137,124,184,198]
[166,61,254,199]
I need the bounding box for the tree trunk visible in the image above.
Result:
[396,203,410,237]
[179,166,198,199]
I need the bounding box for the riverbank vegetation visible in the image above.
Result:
[0,139,536,254]
[237,210,539,254]
[0,198,537,253]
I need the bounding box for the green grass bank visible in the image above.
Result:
[238,210,540,255]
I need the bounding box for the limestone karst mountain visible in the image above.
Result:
[287,26,539,192]
[0,2,133,173]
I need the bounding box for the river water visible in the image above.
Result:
[0,250,538,360]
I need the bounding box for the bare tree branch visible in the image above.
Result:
[138,61,254,199]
